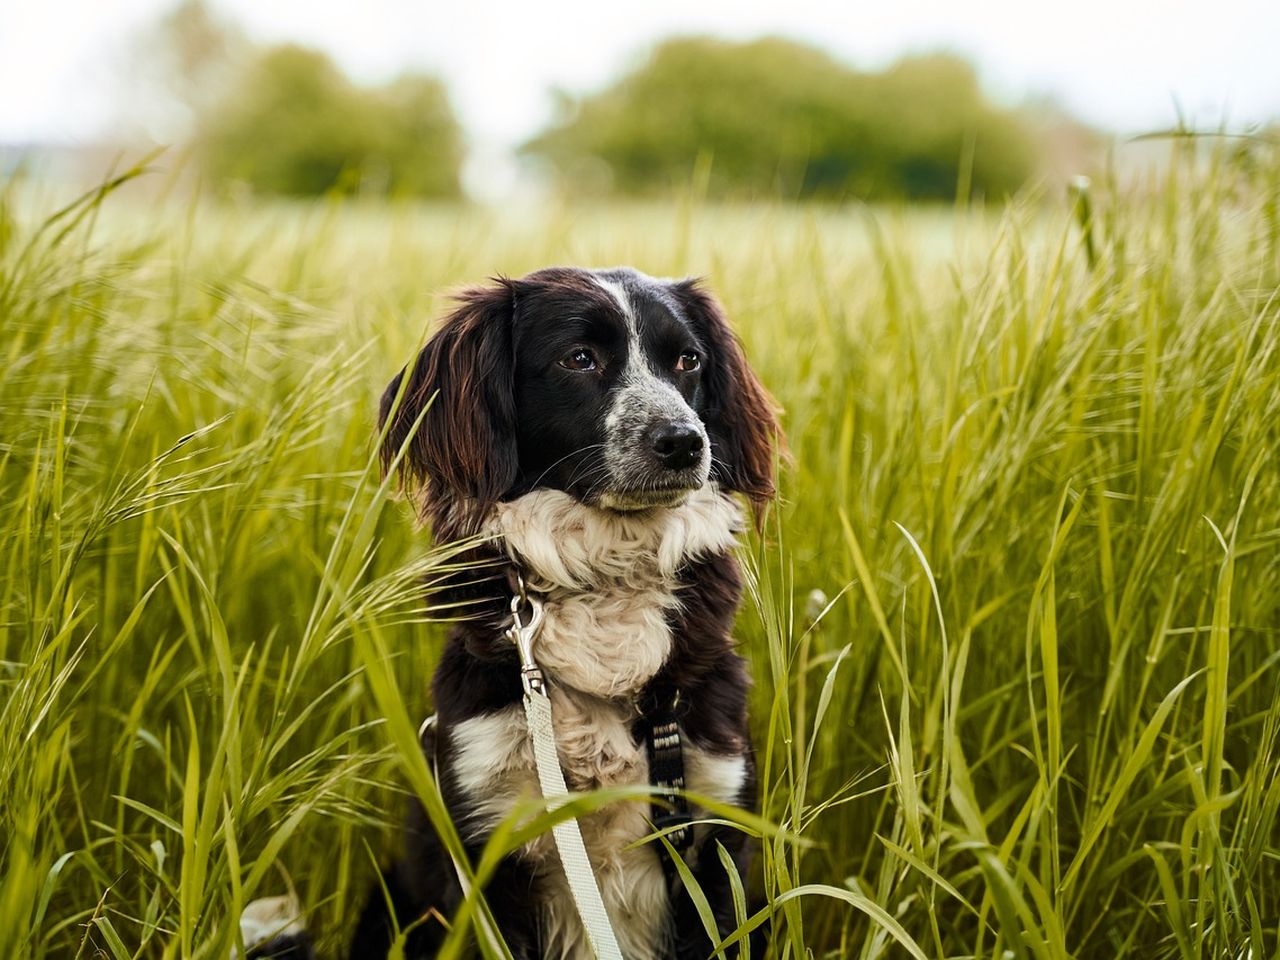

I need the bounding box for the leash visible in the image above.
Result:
[420,573,694,957]
[505,573,625,960]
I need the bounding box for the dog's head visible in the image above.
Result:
[380,267,779,532]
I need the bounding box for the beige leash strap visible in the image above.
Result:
[505,578,624,960]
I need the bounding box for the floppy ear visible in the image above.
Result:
[379,280,517,522]
[675,279,782,518]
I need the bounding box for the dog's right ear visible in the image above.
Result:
[379,279,517,519]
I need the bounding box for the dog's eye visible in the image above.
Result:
[560,348,598,371]
[676,350,701,372]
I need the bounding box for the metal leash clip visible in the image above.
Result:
[505,573,547,697]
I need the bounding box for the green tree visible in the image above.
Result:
[199,45,462,198]
[523,37,1039,201]
[376,74,465,198]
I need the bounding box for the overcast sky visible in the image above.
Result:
[3,0,1277,150]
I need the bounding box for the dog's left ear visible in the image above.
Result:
[674,279,782,518]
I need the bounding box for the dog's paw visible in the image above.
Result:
[235,895,314,959]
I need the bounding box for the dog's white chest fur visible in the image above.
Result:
[486,485,741,699]
[449,487,746,958]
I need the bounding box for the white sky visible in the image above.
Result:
[3,0,1277,149]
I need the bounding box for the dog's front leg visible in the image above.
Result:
[473,849,542,959]
[671,823,755,960]
[347,820,543,959]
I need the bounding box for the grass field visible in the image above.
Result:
[2,143,1279,959]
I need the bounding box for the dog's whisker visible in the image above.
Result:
[526,442,608,491]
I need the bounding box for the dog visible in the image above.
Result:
[345,266,780,959]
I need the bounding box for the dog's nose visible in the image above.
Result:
[649,423,704,470]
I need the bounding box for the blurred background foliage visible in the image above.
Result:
[199,45,461,198]
[145,1,1091,202]
[523,38,1039,200]
[150,1,462,198]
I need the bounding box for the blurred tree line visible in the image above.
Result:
[154,1,461,198]
[157,3,1081,201]
[523,38,1038,201]
[200,46,461,197]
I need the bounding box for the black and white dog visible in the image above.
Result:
[350,267,779,959]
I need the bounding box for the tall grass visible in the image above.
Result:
[1,141,1278,958]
